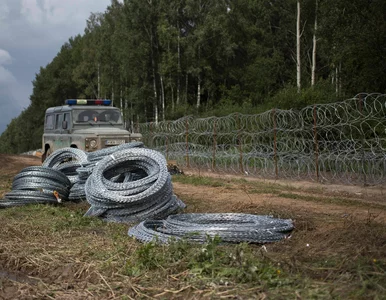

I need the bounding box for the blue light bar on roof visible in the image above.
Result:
[66,99,77,105]
[65,99,112,106]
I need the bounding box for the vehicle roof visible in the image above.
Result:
[45,105,119,114]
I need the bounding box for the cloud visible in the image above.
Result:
[0,49,12,65]
[0,0,110,48]
[0,0,111,135]
[0,49,15,84]
[0,2,10,21]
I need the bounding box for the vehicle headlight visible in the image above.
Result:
[90,139,97,149]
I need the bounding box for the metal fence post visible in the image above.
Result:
[359,95,366,186]
[185,118,190,168]
[313,105,319,182]
[166,121,172,161]
[149,122,153,149]
[273,109,278,179]
[236,113,244,174]
[212,118,217,171]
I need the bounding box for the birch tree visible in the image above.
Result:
[296,0,301,92]
[311,0,318,87]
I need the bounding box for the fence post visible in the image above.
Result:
[166,135,169,161]
[313,105,319,182]
[236,113,244,174]
[359,95,366,186]
[166,121,171,161]
[149,122,153,149]
[273,109,278,179]
[185,118,190,168]
[212,118,217,171]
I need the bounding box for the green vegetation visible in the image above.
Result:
[1,0,386,153]
[172,175,230,187]
[0,198,385,299]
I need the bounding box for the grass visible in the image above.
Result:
[0,200,385,299]
[1,172,386,299]
[172,174,230,188]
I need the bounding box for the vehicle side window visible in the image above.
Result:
[64,113,70,122]
[45,114,54,129]
[55,114,63,129]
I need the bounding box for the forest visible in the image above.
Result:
[0,0,385,154]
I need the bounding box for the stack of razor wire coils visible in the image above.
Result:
[70,142,145,201]
[0,166,71,208]
[84,147,185,222]
[42,147,88,184]
[87,142,144,162]
[128,213,294,244]
[42,147,89,201]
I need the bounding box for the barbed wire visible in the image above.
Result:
[139,93,386,186]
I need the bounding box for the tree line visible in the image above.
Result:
[1,0,385,154]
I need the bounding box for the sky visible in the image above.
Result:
[0,0,113,134]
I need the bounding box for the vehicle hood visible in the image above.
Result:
[73,127,131,136]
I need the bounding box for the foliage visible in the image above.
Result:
[1,0,385,153]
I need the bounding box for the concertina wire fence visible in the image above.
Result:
[138,93,386,186]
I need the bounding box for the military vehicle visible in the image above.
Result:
[42,99,142,162]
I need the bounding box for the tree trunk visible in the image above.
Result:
[160,75,165,121]
[197,74,201,109]
[296,0,301,93]
[111,79,114,106]
[120,85,124,127]
[150,29,158,124]
[185,73,188,103]
[171,83,175,112]
[97,63,101,98]
[311,0,318,87]
[154,103,158,124]
[130,95,133,132]
[335,66,339,96]
[177,17,181,106]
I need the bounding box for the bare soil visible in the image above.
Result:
[0,154,385,299]
[0,154,41,199]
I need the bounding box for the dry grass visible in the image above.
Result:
[0,197,385,299]
[0,159,386,299]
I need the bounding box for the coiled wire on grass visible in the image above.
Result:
[84,147,185,222]
[128,213,294,244]
[42,147,88,185]
[0,166,71,208]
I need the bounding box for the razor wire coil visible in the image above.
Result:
[42,147,89,186]
[0,166,71,208]
[128,213,294,244]
[84,147,185,222]
[139,93,386,186]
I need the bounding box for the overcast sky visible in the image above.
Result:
[0,0,113,134]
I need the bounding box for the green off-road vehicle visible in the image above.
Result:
[42,99,142,162]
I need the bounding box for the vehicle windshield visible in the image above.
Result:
[72,109,123,124]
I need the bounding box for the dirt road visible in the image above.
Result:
[1,153,385,223]
[0,154,41,198]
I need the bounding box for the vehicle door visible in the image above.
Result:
[61,112,71,147]
[53,113,64,151]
